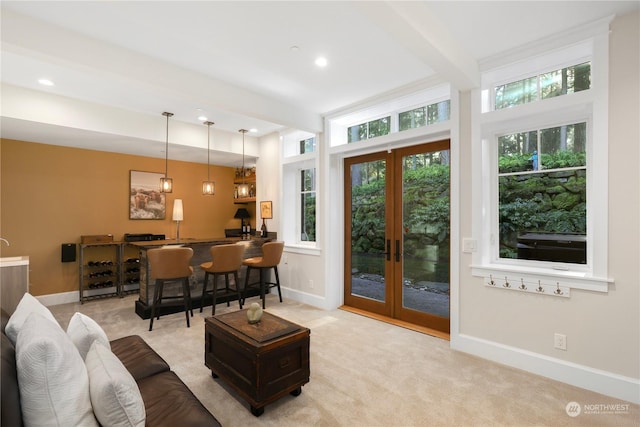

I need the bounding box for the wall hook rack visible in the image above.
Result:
[484,275,570,298]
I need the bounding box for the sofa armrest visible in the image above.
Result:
[137,371,221,427]
[110,335,170,381]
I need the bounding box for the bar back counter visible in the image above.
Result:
[128,236,274,319]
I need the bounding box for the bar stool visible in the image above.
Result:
[242,241,284,309]
[200,243,246,315]
[148,246,194,331]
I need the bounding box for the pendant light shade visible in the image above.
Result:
[202,121,215,195]
[237,129,250,198]
[160,111,173,193]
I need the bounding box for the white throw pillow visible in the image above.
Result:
[85,341,146,427]
[16,312,97,427]
[5,292,58,345]
[67,312,111,360]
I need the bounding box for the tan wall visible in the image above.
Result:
[458,12,639,379]
[0,139,255,296]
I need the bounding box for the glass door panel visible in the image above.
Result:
[344,140,450,333]
[344,152,392,316]
[394,142,450,331]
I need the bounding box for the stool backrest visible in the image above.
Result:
[259,241,284,267]
[209,244,245,272]
[148,246,193,279]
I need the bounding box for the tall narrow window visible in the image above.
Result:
[300,168,316,242]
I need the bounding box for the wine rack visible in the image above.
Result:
[78,242,141,303]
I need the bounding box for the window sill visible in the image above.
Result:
[470,263,612,293]
[283,244,321,256]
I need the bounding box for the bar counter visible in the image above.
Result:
[129,236,273,319]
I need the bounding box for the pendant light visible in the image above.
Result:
[160,111,173,193]
[237,129,250,198]
[202,121,215,195]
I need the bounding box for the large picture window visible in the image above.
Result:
[472,23,611,291]
[498,122,587,264]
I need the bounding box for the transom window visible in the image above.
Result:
[300,137,316,154]
[495,62,591,110]
[348,116,391,143]
[399,100,451,131]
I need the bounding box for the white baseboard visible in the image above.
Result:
[451,333,640,404]
[36,291,79,307]
[281,287,332,311]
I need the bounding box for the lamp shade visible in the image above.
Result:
[234,208,250,219]
[172,199,184,221]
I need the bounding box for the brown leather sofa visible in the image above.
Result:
[1,309,221,426]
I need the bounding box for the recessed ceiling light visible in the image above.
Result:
[315,57,328,67]
[38,78,54,86]
[197,115,208,122]
[290,45,300,52]
[249,128,258,133]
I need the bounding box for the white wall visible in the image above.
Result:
[452,12,639,403]
[258,132,329,308]
[280,12,639,403]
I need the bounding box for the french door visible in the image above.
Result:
[344,140,450,333]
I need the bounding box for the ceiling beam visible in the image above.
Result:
[354,1,480,91]
[1,9,323,133]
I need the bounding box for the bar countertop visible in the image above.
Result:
[127,236,271,249]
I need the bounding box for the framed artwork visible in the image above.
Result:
[129,170,166,220]
[260,201,273,219]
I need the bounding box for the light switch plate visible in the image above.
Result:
[462,238,477,253]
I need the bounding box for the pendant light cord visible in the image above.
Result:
[206,122,211,181]
[163,112,173,177]
[240,129,247,185]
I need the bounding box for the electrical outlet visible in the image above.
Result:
[554,333,567,350]
[308,279,314,289]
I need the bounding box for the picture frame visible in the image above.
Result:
[129,170,166,220]
[260,200,273,219]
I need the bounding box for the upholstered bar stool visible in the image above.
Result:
[242,241,284,309]
[200,243,246,315]
[148,246,194,331]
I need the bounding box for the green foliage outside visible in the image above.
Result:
[499,151,586,258]
[350,162,450,283]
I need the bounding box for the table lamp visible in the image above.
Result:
[173,199,184,241]
[234,208,250,236]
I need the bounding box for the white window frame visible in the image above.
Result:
[471,18,613,292]
[282,130,320,250]
[298,166,317,243]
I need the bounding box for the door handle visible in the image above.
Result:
[385,239,391,261]
[395,240,401,262]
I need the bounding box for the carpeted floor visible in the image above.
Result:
[48,294,638,427]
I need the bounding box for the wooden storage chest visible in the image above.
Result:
[204,310,310,416]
